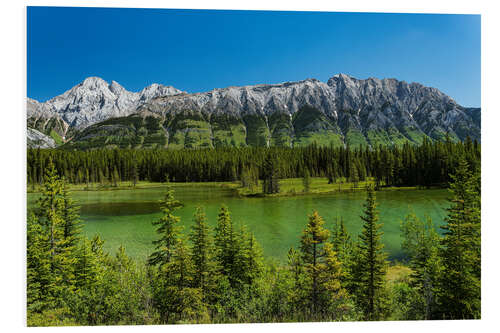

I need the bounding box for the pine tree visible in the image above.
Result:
[352,186,388,320]
[148,188,183,267]
[437,157,481,319]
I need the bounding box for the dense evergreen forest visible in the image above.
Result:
[27,151,481,325]
[27,137,480,190]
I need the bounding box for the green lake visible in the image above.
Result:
[27,185,449,263]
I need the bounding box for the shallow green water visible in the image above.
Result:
[27,185,449,263]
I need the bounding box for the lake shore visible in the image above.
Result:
[27,177,443,198]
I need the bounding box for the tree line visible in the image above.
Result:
[27,137,480,189]
[27,154,480,325]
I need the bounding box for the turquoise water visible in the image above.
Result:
[27,185,449,262]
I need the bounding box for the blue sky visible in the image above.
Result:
[27,7,481,106]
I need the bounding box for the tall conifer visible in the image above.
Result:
[148,188,182,267]
[189,206,218,301]
[352,186,388,320]
[299,211,346,319]
[437,157,481,319]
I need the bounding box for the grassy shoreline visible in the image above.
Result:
[27,177,441,197]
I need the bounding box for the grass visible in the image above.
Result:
[293,132,343,147]
[49,130,64,145]
[386,264,412,284]
[402,127,428,145]
[366,129,392,147]
[212,123,247,147]
[27,180,236,193]
[345,129,368,147]
[232,177,421,198]
[387,128,412,147]
[180,120,213,149]
[28,177,424,196]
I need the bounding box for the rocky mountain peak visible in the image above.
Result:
[80,76,109,89]
[28,77,183,129]
[109,80,126,95]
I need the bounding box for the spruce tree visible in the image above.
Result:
[332,217,352,264]
[302,168,311,193]
[60,183,82,249]
[437,157,481,319]
[214,205,238,286]
[153,237,208,323]
[189,206,218,301]
[352,186,388,320]
[73,238,99,290]
[331,217,353,286]
[34,160,77,303]
[148,188,183,267]
[262,153,280,194]
[287,247,303,288]
[27,213,52,313]
[400,212,440,319]
[131,160,139,187]
[299,211,346,319]
[234,225,264,287]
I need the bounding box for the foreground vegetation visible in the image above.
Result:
[27,153,480,325]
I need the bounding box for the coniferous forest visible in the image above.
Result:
[27,137,480,189]
[26,138,481,325]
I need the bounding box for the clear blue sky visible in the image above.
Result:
[27,7,481,107]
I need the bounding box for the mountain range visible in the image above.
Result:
[27,74,480,149]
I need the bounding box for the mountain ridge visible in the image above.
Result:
[27,74,480,149]
[27,77,184,129]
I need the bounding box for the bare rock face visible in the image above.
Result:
[325,74,480,142]
[142,78,337,118]
[27,77,184,129]
[142,73,480,143]
[27,128,56,148]
[27,74,480,149]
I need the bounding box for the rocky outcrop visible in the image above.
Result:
[27,128,56,148]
